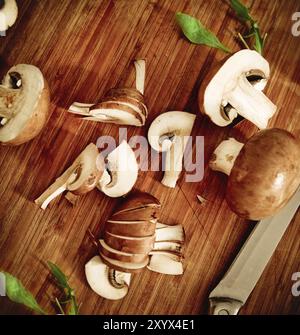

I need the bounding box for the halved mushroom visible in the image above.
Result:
[35,143,103,209]
[0,0,18,32]
[155,224,185,243]
[148,111,196,188]
[100,253,149,273]
[209,128,300,219]
[105,219,157,238]
[68,60,147,126]
[99,239,149,263]
[147,253,183,275]
[111,192,161,221]
[0,64,50,145]
[97,140,138,198]
[198,49,277,129]
[104,231,155,254]
[85,256,131,300]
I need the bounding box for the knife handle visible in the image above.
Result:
[209,298,243,315]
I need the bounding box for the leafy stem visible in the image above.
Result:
[230,0,266,55]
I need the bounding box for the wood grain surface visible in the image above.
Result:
[0,0,299,315]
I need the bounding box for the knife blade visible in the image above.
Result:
[209,188,300,315]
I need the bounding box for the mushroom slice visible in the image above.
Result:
[68,60,147,126]
[105,219,156,238]
[104,231,155,254]
[100,253,149,273]
[147,253,183,275]
[153,241,183,253]
[148,111,196,188]
[0,64,50,145]
[85,256,131,300]
[35,143,103,209]
[209,128,300,220]
[0,0,18,32]
[111,192,161,221]
[99,239,149,263]
[199,49,277,129]
[97,140,138,198]
[209,138,244,175]
[155,224,185,243]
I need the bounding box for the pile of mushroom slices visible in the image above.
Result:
[0,0,18,33]
[199,49,277,130]
[0,64,50,145]
[35,140,138,209]
[148,111,196,188]
[209,128,300,220]
[85,192,185,300]
[68,60,147,126]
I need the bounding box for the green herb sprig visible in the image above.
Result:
[1,261,79,315]
[230,0,267,55]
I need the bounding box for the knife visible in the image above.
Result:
[209,188,300,315]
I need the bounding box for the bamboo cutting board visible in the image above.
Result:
[0,0,299,315]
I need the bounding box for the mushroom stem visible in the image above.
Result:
[0,86,18,119]
[161,136,186,188]
[223,75,276,129]
[35,172,77,210]
[134,59,146,95]
[68,102,94,116]
[209,138,244,175]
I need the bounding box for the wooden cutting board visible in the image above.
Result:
[0,0,299,315]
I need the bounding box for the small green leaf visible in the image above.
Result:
[230,0,252,22]
[175,12,231,53]
[3,272,46,314]
[47,261,69,289]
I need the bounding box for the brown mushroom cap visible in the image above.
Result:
[227,128,300,220]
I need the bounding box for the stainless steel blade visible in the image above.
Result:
[209,188,300,315]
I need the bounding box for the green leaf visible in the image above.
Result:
[175,12,231,53]
[3,272,46,314]
[47,261,69,289]
[230,0,252,22]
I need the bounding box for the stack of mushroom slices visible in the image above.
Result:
[85,192,185,300]
[68,60,147,126]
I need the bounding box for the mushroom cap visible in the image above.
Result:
[227,128,300,220]
[0,64,50,145]
[198,49,269,127]
[0,0,18,31]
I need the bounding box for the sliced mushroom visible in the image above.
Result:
[97,140,138,198]
[105,219,157,238]
[68,60,147,126]
[35,143,103,209]
[147,253,183,275]
[111,192,161,221]
[104,231,155,254]
[0,64,50,145]
[199,49,277,129]
[85,256,131,300]
[0,0,18,32]
[99,239,149,263]
[148,111,196,188]
[153,241,183,253]
[209,128,300,219]
[100,253,149,273]
[155,224,185,243]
